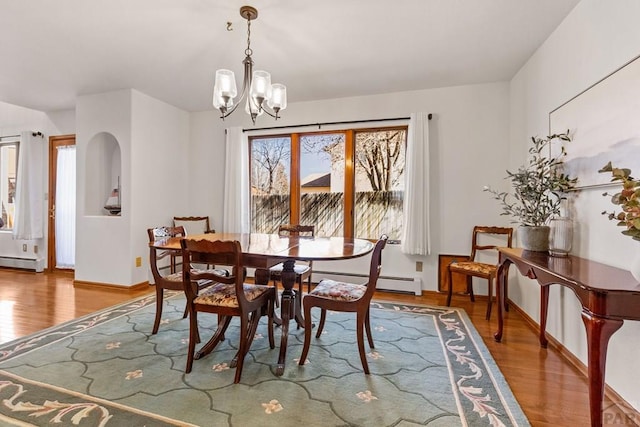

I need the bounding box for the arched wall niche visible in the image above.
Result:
[85,132,122,216]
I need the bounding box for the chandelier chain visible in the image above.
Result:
[245,16,252,57]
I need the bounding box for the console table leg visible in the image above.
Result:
[493,260,510,342]
[581,312,623,427]
[539,285,550,348]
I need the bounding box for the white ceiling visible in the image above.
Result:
[0,0,580,113]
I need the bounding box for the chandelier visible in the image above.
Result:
[213,5,287,124]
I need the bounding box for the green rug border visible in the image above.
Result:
[371,299,529,426]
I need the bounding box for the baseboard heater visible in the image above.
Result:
[312,271,422,295]
[0,257,44,272]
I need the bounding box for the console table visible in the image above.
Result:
[493,247,640,427]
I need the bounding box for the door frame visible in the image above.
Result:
[47,134,76,272]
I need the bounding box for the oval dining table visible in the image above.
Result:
[149,232,375,376]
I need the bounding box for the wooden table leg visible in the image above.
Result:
[254,268,270,285]
[581,312,623,427]
[275,260,297,376]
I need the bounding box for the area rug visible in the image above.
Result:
[0,293,530,427]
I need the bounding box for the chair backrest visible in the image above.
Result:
[469,226,513,262]
[147,225,186,243]
[278,224,315,237]
[147,226,185,280]
[173,216,212,236]
[181,239,250,307]
[362,235,388,299]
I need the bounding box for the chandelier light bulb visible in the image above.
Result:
[250,70,272,100]
[268,84,287,112]
[213,69,237,109]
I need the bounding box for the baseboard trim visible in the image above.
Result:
[73,280,150,292]
[507,301,640,424]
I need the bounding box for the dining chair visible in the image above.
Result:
[298,235,387,374]
[173,216,214,235]
[181,238,276,383]
[446,225,513,320]
[173,216,216,270]
[270,224,315,299]
[147,226,228,335]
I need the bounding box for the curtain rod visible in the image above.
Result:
[242,114,432,133]
[0,131,43,140]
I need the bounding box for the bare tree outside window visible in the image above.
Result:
[251,137,291,232]
[354,129,406,239]
[251,137,290,195]
[355,130,405,191]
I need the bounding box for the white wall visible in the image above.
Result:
[75,90,133,286]
[189,82,511,290]
[130,90,189,285]
[509,0,640,411]
[75,89,190,287]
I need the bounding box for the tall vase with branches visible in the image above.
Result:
[484,131,578,251]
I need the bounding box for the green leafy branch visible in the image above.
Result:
[599,162,640,241]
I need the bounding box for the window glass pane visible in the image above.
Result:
[0,144,17,230]
[354,129,406,239]
[300,133,344,237]
[250,137,291,233]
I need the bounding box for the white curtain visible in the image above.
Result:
[401,113,431,255]
[223,127,250,233]
[13,131,44,240]
[55,145,76,268]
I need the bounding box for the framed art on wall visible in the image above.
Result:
[549,54,640,189]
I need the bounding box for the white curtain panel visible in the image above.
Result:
[55,145,76,268]
[401,113,431,255]
[223,127,250,233]
[12,131,44,240]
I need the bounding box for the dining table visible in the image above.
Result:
[149,232,375,375]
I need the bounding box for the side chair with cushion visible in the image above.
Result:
[298,235,388,374]
[181,238,276,383]
[270,224,315,298]
[446,225,513,320]
[147,226,228,335]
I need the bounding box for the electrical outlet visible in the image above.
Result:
[22,244,27,252]
[34,245,38,254]
[416,261,423,272]
[135,257,142,267]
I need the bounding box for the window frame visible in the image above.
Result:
[248,125,408,238]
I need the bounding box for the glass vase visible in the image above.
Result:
[549,217,573,257]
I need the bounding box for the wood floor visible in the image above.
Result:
[0,269,631,426]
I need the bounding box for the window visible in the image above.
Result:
[0,141,18,230]
[249,126,407,239]
[250,136,291,233]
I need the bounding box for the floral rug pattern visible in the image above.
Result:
[0,293,529,426]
